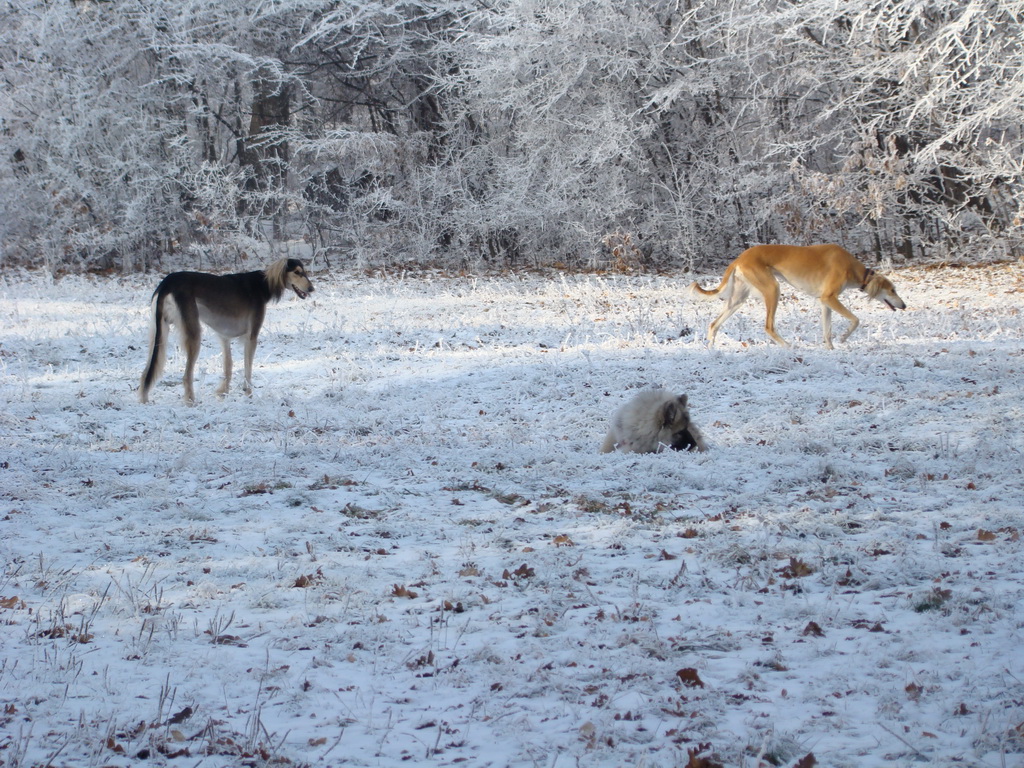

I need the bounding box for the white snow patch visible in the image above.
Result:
[1,264,1022,766]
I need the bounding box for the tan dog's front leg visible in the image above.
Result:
[820,304,834,349]
[838,313,860,343]
[822,295,859,345]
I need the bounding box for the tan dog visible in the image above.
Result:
[689,244,905,348]
[139,258,314,404]
[601,389,708,454]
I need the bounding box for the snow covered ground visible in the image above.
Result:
[1,262,1022,767]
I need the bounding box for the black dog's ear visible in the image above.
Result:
[676,394,688,408]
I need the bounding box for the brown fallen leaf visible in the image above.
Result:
[802,621,825,637]
[676,668,705,688]
[167,706,193,725]
[685,744,723,768]
[777,557,814,578]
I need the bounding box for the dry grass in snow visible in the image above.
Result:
[0,262,1023,767]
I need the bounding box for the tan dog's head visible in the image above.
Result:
[864,273,905,312]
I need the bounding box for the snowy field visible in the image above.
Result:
[1,261,1023,768]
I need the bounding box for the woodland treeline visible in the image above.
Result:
[1,0,1021,273]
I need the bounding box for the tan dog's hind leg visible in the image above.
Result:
[741,267,789,347]
[760,283,788,347]
[704,274,753,348]
[707,281,750,346]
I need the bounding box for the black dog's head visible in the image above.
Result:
[284,259,314,299]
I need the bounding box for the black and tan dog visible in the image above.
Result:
[690,244,905,348]
[139,259,313,403]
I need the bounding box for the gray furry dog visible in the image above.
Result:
[600,389,708,454]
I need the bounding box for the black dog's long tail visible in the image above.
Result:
[139,289,169,403]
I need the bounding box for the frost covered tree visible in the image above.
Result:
[0,0,1020,272]
[0,0,301,271]
[285,0,475,265]
[761,0,1024,262]
[432,0,1023,268]
[0,1,176,271]
[429,0,723,267]
[0,0,469,270]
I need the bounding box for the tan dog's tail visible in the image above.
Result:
[689,261,738,301]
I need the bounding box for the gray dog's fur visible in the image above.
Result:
[600,389,708,454]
